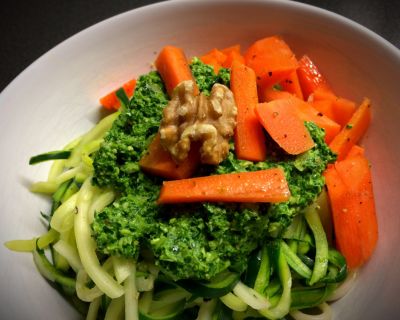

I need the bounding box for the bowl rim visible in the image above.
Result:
[1,0,399,99]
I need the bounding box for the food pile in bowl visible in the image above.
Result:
[6,35,378,320]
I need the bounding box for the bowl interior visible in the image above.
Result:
[1,0,399,319]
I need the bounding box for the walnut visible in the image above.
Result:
[159,80,237,165]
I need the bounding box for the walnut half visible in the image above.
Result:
[159,80,237,165]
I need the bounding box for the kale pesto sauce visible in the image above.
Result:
[91,60,335,281]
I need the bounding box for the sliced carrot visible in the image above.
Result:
[222,50,245,68]
[221,44,241,55]
[324,166,363,268]
[329,98,372,160]
[332,98,357,127]
[256,101,314,155]
[324,154,378,269]
[244,36,298,90]
[100,79,136,110]
[231,61,267,162]
[297,55,331,99]
[279,71,304,100]
[200,48,227,73]
[335,155,378,264]
[346,145,365,159]
[279,96,341,143]
[259,87,294,103]
[155,46,198,96]
[313,87,357,127]
[139,134,200,180]
[157,168,291,204]
[310,99,335,121]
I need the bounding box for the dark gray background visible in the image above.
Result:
[1,0,399,92]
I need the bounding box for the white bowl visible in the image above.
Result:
[0,0,399,319]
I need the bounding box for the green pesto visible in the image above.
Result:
[189,57,230,95]
[92,71,168,195]
[92,194,158,259]
[91,59,334,281]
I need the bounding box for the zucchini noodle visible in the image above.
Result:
[86,297,101,320]
[196,299,217,320]
[290,303,333,320]
[104,296,125,320]
[74,178,124,298]
[138,291,153,314]
[30,181,58,194]
[50,193,78,232]
[87,190,115,224]
[5,228,58,252]
[220,292,248,312]
[232,282,270,310]
[124,266,139,320]
[66,111,120,168]
[53,239,82,272]
[76,269,104,302]
[327,270,358,301]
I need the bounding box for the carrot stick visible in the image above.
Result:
[346,145,365,159]
[259,87,294,103]
[297,55,331,99]
[155,46,198,96]
[221,44,241,55]
[200,48,227,73]
[324,166,363,268]
[310,99,335,121]
[244,36,298,90]
[256,101,314,155]
[231,61,267,161]
[279,71,304,100]
[222,50,245,69]
[312,88,357,127]
[139,134,200,180]
[157,168,291,204]
[100,79,136,110]
[221,43,244,68]
[329,98,372,160]
[324,154,378,269]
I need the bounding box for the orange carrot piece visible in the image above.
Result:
[231,61,267,162]
[335,155,378,264]
[155,46,198,96]
[256,101,314,155]
[157,168,291,204]
[279,71,304,100]
[311,100,335,121]
[324,166,364,268]
[221,44,241,55]
[200,48,227,73]
[259,87,294,103]
[332,97,357,127]
[313,87,357,127]
[329,98,371,160]
[100,79,136,110]
[244,36,298,90]
[280,96,341,143]
[222,50,245,68]
[297,55,331,99]
[346,145,365,159]
[139,134,200,180]
[324,154,378,269]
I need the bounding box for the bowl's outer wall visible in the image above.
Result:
[0,0,399,319]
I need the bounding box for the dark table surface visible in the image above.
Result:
[1,0,399,92]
